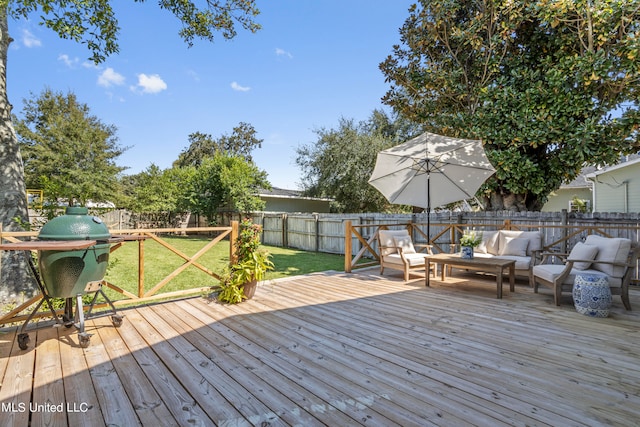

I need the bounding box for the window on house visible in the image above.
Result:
[569,198,591,213]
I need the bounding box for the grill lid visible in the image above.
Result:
[38,206,110,241]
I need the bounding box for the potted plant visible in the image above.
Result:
[460,228,482,259]
[217,218,274,303]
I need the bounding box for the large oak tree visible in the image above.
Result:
[380,0,640,211]
[0,1,260,302]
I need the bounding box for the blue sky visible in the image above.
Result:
[7,1,414,189]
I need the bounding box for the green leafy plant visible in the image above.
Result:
[233,249,274,284]
[460,229,482,248]
[216,218,274,304]
[216,267,245,304]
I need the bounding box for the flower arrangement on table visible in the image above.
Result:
[460,229,483,248]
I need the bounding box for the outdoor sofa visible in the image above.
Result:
[468,230,544,285]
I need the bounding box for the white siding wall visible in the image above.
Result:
[593,161,640,213]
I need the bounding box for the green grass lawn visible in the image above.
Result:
[103,235,347,302]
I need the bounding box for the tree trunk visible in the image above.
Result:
[0,8,38,304]
[481,191,544,212]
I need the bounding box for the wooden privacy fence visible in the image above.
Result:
[223,211,640,256]
[344,219,640,285]
[0,224,237,326]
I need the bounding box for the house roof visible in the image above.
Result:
[585,155,640,179]
[258,187,333,202]
[558,166,596,190]
[559,154,640,189]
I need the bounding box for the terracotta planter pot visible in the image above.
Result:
[242,279,258,299]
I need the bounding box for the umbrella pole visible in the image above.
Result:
[426,207,431,245]
[426,173,431,245]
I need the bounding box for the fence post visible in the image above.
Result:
[345,220,352,273]
[282,213,288,248]
[138,238,145,297]
[314,214,320,252]
[230,220,239,265]
[561,209,569,252]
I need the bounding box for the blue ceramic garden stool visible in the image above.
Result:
[573,273,612,318]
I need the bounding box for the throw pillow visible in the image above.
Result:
[476,230,499,254]
[584,235,631,277]
[393,235,416,254]
[499,236,529,257]
[568,242,599,270]
[499,230,542,256]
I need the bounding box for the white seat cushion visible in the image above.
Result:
[493,255,531,271]
[532,264,622,287]
[383,253,425,267]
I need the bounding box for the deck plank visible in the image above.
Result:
[262,273,636,425]
[195,296,487,426]
[178,300,408,425]
[166,300,369,426]
[82,319,142,426]
[1,269,639,426]
[0,326,36,426]
[0,328,15,387]
[256,276,550,426]
[147,302,339,426]
[91,315,177,426]
[132,306,286,426]
[122,310,225,426]
[256,283,536,424]
[31,325,67,427]
[57,326,106,427]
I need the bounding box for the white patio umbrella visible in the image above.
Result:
[368,132,496,237]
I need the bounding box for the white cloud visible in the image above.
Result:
[186,69,200,82]
[231,81,251,92]
[97,67,126,87]
[275,48,293,59]
[134,73,168,94]
[22,29,41,48]
[82,61,99,69]
[58,54,80,68]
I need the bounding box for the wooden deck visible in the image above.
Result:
[1,268,639,426]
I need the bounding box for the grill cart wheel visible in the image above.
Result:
[111,315,123,327]
[62,314,74,328]
[17,333,30,350]
[79,333,91,348]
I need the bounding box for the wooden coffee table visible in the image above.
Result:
[425,253,516,299]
